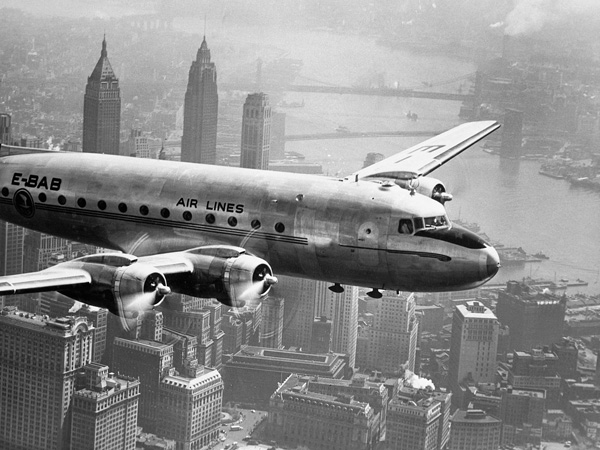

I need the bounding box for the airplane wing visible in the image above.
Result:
[0,268,91,296]
[348,120,500,181]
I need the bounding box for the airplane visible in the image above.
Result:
[0,120,501,331]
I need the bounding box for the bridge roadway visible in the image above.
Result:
[284,130,441,141]
[287,85,472,101]
[219,83,472,101]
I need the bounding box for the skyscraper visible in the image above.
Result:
[496,281,566,352]
[449,409,502,450]
[275,275,317,349]
[260,296,284,348]
[0,113,12,144]
[0,220,26,276]
[83,36,121,155]
[315,281,358,368]
[71,363,140,450]
[386,388,444,450]
[366,291,418,374]
[112,333,224,449]
[181,37,218,165]
[448,301,499,408]
[0,307,95,450]
[240,92,271,170]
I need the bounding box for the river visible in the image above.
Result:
[172,18,600,295]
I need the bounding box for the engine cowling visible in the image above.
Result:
[58,257,171,332]
[168,247,277,308]
[397,176,452,204]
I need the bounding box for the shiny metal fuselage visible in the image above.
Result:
[0,152,497,292]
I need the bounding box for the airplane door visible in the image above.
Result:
[340,213,387,267]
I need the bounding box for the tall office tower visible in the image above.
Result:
[112,337,174,431]
[0,220,26,275]
[315,281,358,367]
[0,113,12,144]
[77,304,109,363]
[240,93,272,169]
[500,108,523,158]
[275,275,317,349]
[311,316,332,353]
[260,296,284,348]
[203,301,224,369]
[83,36,121,155]
[71,363,140,450]
[496,281,566,352]
[270,111,286,160]
[386,388,443,450]
[0,308,95,450]
[448,301,499,409]
[0,115,26,276]
[156,369,223,448]
[366,291,418,375]
[500,388,545,446]
[509,348,561,408]
[268,374,382,450]
[126,128,149,157]
[449,409,502,450]
[23,230,69,272]
[181,37,218,164]
[112,335,223,448]
[552,338,579,380]
[222,315,244,354]
[159,295,217,368]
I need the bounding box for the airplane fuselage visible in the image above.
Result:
[0,152,499,292]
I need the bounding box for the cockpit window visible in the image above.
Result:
[424,215,448,228]
[398,219,414,234]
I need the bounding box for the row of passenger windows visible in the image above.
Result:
[1,187,287,234]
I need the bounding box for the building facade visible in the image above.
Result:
[222,345,350,406]
[386,392,441,450]
[240,93,271,170]
[181,37,218,165]
[449,409,502,450]
[366,291,418,374]
[71,363,140,450]
[275,275,318,349]
[260,296,284,348]
[268,374,380,450]
[156,371,223,450]
[315,281,358,368]
[448,301,499,408]
[496,281,566,352]
[0,307,95,450]
[83,37,121,155]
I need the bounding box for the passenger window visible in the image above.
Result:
[414,217,424,230]
[398,219,414,234]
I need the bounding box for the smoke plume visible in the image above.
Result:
[404,369,435,390]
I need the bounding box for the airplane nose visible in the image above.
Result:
[486,246,501,279]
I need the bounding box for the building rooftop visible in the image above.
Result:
[161,369,222,391]
[451,409,502,424]
[456,301,497,320]
[0,306,93,337]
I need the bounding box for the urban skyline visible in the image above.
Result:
[1,3,600,450]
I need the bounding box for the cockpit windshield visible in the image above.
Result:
[398,215,449,234]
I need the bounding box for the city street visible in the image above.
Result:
[214,408,270,450]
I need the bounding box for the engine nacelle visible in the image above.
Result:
[169,247,277,308]
[397,176,452,204]
[111,263,170,315]
[58,256,170,332]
